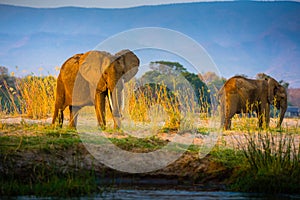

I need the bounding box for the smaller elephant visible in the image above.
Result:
[52,49,139,129]
[219,75,287,130]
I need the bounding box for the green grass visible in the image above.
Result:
[0,124,80,153]
[1,170,99,197]
[230,131,300,194]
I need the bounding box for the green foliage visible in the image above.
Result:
[232,131,300,194]
[0,66,20,113]
[0,169,99,197]
[210,147,246,169]
[140,61,211,112]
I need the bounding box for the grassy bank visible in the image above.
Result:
[1,122,300,197]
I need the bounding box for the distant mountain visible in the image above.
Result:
[0,2,299,87]
[288,88,300,107]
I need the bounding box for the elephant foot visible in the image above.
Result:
[68,124,77,130]
[113,117,121,129]
[98,123,106,130]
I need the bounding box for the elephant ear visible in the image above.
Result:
[277,85,287,98]
[275,85,287,106]
[267,77,280,104]
[79,51,112,94]
[115,49,140,82]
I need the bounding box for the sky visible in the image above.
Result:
[0,0,300,87]
[1,0,224,8]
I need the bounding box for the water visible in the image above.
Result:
[14,189,300,199]
[97,189,300,200]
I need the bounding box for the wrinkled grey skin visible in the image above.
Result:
[219,75,287,130]
[52,49,139,129]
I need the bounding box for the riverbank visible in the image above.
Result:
[0,119,300,197]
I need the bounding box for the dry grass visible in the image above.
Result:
[1,73,299,135]
[16,75,56,119]
[0,75,57,119]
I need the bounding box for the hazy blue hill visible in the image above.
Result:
[0,2,299,86]
[1,2,299,36]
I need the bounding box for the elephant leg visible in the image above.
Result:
[224,106,235,130]
[52,106,59,125]
[277,105,287,128]
[69,106,80,128]
[220,106,225,129]
[52,105,65,128]
[224,117,232,130]
[265,104,270,128]
[95,92,106,129]
[58,109,64,127]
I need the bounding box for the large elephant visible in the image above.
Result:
[52,49,140,129]
[219,75,287,130]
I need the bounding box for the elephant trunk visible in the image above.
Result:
[276,87,287,128]
[277,100,287,128]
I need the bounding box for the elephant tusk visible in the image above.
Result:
[121,79,125,111]
[108,89,114,111]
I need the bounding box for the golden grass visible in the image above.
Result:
[0,75,57,119]
[1,73,299,135]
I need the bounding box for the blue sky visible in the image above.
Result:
[0,0,223,8]
[0,1,300,87]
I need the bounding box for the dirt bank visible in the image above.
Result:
[0,141,231,191]
[1,117,299,194]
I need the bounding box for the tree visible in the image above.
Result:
[140,61,211,112]
[0,66,19,113]
[0,66,8,76]
[201,72,226,111]
[201,72,226,92]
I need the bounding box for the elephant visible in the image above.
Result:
[52,49,140,129]
[219,75,287,130]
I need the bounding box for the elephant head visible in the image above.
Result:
[267,78,287,127]
[257,73,287,128]
[256,73,287,127]
[73,49,139,128]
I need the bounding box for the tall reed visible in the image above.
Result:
[16,75,56,119]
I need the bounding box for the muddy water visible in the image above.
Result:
[97,189,299,200]
[15,190,300,199]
